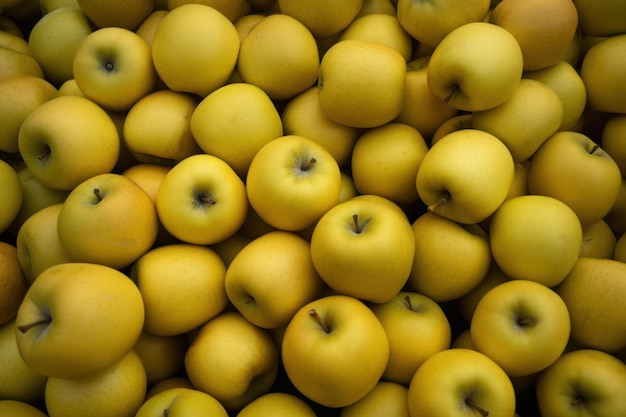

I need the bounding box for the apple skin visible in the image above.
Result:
[77,0,154,30]
[135,387,229,417]
[236,392,318,417]
[277,0,363,39]
[0,400,48,417]
[581,34,626,114]
[0,242,27,327]
[573,0,626,37]
[15,262,145,379]
[339,380,410,417]
[0,158,22,234]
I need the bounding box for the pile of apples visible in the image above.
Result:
[2,0,626,416]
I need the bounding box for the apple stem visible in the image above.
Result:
[589,144,600,155]
[37,146,51,161]
[465,398,489,417]
[404,295,413,310]
[93,188,104,202]
[301,157,317,171]
[163,409,169,417]
[427,193,448,213]
[443,86,459,104]
[17,318,52,333]
[517,317,537,328]
[352,214,361,233]
[200,195,217,205]
[309,308,330,334]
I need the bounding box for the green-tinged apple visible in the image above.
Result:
[44,350,147,417]
[470,279,571,377]
[0,46,44,80]
[151,4,240,97]
[310,194,415,303]
[318,39,406,128]
[73,27,157,112]
[356,0,396,17]
[246,135,341,232]
[0,320,47,405]
[281,86,359,168]
[0,242,27,327]
[601,114,626,174]
[456,263,511,324]
[536,348,626,417]
[225,231,325,329]
[581,34,626,114]
[350,123,429,205]
[398,0,490,48]
[370,291,451,386]
[124,89,201,165]
[0,30,29,53]
[156,153,248,245]
[408,348,516,417]
[580,220,617,259]
[0,401,47,417]
[237,13,320,101]
[340,381,409,417]
[136,387,228,417]
[40,0,80,14]
[27,6,93,87]
[190,82,283,178]
[130,243,228,336]
[527,131,622,228]
[277,0,363,39]
[57,173,158,269]
[407,211,491,302]
[0,158,22,234]
[555,257,626,353]
[427,22,523,111]
[236,392,318,417]
[281,295,389,408]
[77,0,154,30]
[184,311,279,411]
[573,0,626,37]
[340,13,413,61]
[0,74,57,153]
[416,128,515,224]
[17,95,120,191]
[133,331,187,387]
[15,262,145,379]
[489,195,582,287]
[472,78,563,162]
[524,60,587,131]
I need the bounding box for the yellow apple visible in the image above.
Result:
[131,243,228,336]
[190,82,283,178]
[456,263,511,324]
[0,30,28,53]
[0,46,44,81]
[0,15,25,37]
[429,113,473,145]
[0,401,47,417]
[133,331,187,387]
[574,0,626,37]
[355,0,396,17]
[136,387,228,417]
[40,0,79,14]
[0,158,22,234]
[237,13,320,101]
[0,242,27,327]
[44,350,147,417]
[167,0,246,22]
[580,219,617,259]
[602,114,626,174]
[56,78,82,96]
[135,9,168,47]
[605,178,626,236]
[339,381,409,417]
[77,0,155,30]
[581,34,626,114]
[277,0,363,39]
[234,13,264,42]
[151,3,240,97]
[339,13,413,61]
[144,377,194,400]
[236,392,318,417]
[318,39,406,128]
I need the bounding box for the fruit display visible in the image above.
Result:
[2,0,626,416]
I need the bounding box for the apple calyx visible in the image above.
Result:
[300,157,317,171]
[465,398,489,417]
[192,188,217,209]
[443,86,460,104]
[162,409,169,417]
[516,316,538,328]
[309,308,330,334]
[17,318,52,333]
[427,193,449,213]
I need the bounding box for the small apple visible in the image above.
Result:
[580,219,617,259]
[574,0,626,37]
[135,387,228,417]
[0,46,44,80]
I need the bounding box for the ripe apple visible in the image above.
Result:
[370,291,451,386]
[277,0,363,39]
[133,331,187,387]
[427,21,524,112]
[416,128,515,224]
[0,46,44,80]
[456,263,511,324]
[281,294,389,408]
[225,230,325,329]
[339,380,410,417]
[44,349,147,417]
[536,348,626,417]
[580,219,617,259]
[136,387,228,417]
[15,262,145,379]
[581,34,626,114]
[184,311,279,411]
[407,211,491,303]
[77,0,154,30]
[0,242,26,326]
[555,257,626,353]
[0,158,22,234]
[246,134,341,232]
[605,178,626,236]
[131,243,228,336]
[40,0,80,14]
[318,39,406,128]
[470,279,571,377]
[156,153,248,245]
[190,82,283,178]
[573,0,626,37]
[236,392,318,417]
[0,400,47,417]
[144,377,194,400]
[135,9,168,47]
[17,95,120,191]
[601,113,626,174]
[429,113,473,145]
[527,131,622,228]
[408,348,516,417]
[168,0,246,23]
[310,194,415,303]
[151,3,240,97]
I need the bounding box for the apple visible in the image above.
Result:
[156,153,248,245]
[0,400,47,417]
[527,131,622,228]
[44,349,147,417]
[136,387,228,417]
[370,291,451,386]
[580,219,617,260]
[408,348,516,417]
[426,21,524,112]
[144,377,194,400]
[555,257,626,353]
[489,195,582,287]
[133,331,187,387]
[602,114,626,174]
[416,128,515,224]
[0,243,27,327]
[237,13,320,101]
[135,9,168,47]
[40,0,80,14]
[536,348,626,417]
[581,34,626,114]
[15,262,145,379]
[236,392,318,417]
[407,211,491,303]
[456,263,511,324]
[470,279,571,377]
[167,0,246,23]
[0,27,28,53]
[77,0,155,30]
[604,178,626,236]
[225,230,325,329]
[573,0,626,37]
[246,134,341,232]
[277,0,363,39]
[310,194,415,303]
[318,39,406,128]
[355,0,396,17]
[151,3,240,97]
[281,294,389,408]
[0,46,44,80]
[190,82,283,178]
[339,380,410,417]
[130,243,228,336]
[17,95,120,191]
[0,158,22,234]
[184,311,279,411]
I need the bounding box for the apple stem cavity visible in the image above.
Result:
[300,157,317,171]
[93,188,104,202]
[404,295,413,310]
[309,308,330,334]
[427,193,449,213]
[589,144,600,155]
[193,189,217,208]
[517,317,538,328]
[37,146,51,161]
[17,318,52,333]
[465,398,489,417]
